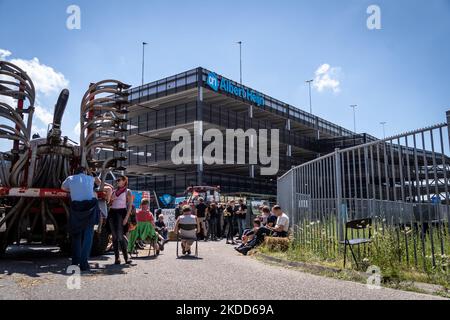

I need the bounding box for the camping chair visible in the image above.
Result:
[144,237,158,257]
[130,237,158,258]
[176,224,199,258]
[129,222,159,258]
[340,218,372,268]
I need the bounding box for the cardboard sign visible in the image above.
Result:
[162,209,176,231]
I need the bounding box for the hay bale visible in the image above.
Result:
[263,237,290,252]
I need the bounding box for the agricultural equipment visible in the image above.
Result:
[183,186,221,206]
[0,60,131,256]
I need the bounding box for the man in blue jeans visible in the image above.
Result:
[236,199,247,240]
[62,167,100,271]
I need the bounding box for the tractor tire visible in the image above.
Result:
[90,226,110,257]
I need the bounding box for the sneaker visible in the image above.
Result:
[125,259,133,265]
[114,259,121,265]
[159,242,165,251]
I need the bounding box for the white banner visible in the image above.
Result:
[162,209,176,231]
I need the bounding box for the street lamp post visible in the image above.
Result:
[141,42,148,87]
[350,105,358,133]
[380,121,387,139]
[237,41,242,85]
[306,80,313,114]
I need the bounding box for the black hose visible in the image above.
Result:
[52,89,69,129]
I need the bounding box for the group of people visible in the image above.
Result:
[234,205,290,256]
[62,167,290,269]
[175,198,249,244]
[176,198,290,255]
[62,168,168,271]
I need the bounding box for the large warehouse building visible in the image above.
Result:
[99,67,375,197]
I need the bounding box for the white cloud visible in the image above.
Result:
[0,49,71,136]
[34,105,54,125]
[0,95,16,107]
[1,49,69,97]
[0,49,12,61]
[9,57,69,96]
[74,122,80,136]
[313,63,341,93]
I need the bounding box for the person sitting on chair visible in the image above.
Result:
[174,205,200,255]
[155,214,168,241]
[128,199,164,255]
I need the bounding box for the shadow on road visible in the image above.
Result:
[0,245,128,278]
[176,256,203,261]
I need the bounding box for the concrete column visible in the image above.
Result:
[249,104,255,179]
[196,85,204,186]
[286,119,292,168]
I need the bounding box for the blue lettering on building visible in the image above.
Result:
[207,72,265,107]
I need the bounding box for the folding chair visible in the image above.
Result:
[144,238,158,257]
[340,218,372,268]
[131,237,158,258]
[176,224,198,258]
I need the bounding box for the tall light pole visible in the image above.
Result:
[350,105,357,133]
[380,121,387,139]
[306,79,313,114]
[236,41,242,85]
[141,42,148,87]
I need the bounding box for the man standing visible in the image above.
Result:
[225,200,237,245]
[236,199,247,240]
[61,167,100,271]
[195,197,208,240]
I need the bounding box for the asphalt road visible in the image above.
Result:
[0,240,445,300]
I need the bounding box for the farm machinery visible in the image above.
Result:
[0,60,130,256]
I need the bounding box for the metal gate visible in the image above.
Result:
[278,110,450,270]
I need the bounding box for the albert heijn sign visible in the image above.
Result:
[206,72,265,107]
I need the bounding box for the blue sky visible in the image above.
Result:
[0,0,449,151]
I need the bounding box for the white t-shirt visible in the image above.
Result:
[276,213,290,232]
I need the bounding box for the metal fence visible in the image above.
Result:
[278,110,450,270]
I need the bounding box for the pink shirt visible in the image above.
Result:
[111,190,128,209]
